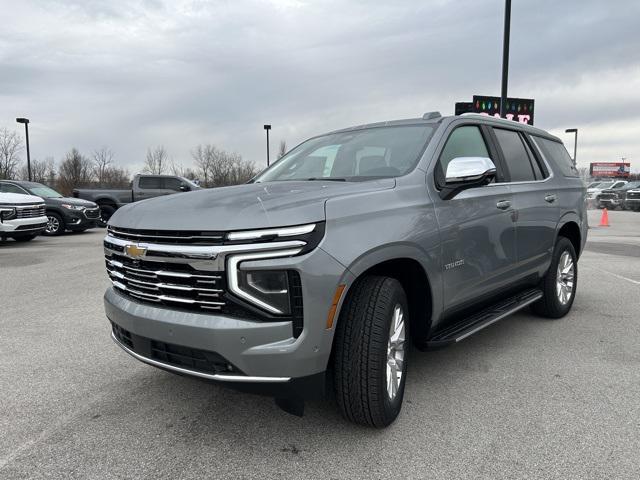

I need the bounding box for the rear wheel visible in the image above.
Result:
[44,212,64,236]
[333,276,409,428]
[532,237,577,318]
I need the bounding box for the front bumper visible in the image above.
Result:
[61,208,100,230]
[0,216,48,234]
[105,245,353,397]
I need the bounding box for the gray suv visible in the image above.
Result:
[103,112,587,427]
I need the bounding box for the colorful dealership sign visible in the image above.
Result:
[455,96,535,125]
[589,162,631,178]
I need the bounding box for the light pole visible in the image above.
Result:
[499,0,511,118]
[16,117,31,181]
[565,128,578,165]
[264,124,271,166]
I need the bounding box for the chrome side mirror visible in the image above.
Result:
[440,157,497,200]
[445,157,497,184]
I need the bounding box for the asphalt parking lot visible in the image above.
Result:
[1,210,639,480]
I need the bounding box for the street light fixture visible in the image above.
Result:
[263,124,271,167]
[16,117,32,181]
[565,128,578,166]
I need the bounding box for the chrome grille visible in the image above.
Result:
[105,254,225,311]
[16,204,45,218]
[107,226,225,245]
[627,191,640,199]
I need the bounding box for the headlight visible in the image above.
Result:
[238,270,291,314]
[226,222,325,254]
[61,204,85,211]
[0,207,16,222]
[227,248,302,315]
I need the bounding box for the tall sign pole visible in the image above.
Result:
[499,0,512,118]
[264,124,271,167]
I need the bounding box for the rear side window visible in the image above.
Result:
[532,136,579,177]
[438,126,490,178]
[494,128,536,182]
[138,177,162,189]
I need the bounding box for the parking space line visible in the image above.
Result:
[582,265,640,286]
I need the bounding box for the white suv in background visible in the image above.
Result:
[0,192,48,242]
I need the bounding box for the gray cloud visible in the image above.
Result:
[1,0,638,172]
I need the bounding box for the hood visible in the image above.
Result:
[0,192,44,206]
[46,196,97,208]
[110,179,395,231]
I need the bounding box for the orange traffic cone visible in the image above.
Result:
[599,208,610,227]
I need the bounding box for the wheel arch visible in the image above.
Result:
[555,213,582,258]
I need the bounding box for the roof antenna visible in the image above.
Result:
[422,111,441,120]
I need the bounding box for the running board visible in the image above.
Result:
[421,288,543,349]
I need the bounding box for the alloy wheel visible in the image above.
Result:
[46,215,60,234]
[386,304,406,400]
[556,251,575,305]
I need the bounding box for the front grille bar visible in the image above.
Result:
[111,280,225,309]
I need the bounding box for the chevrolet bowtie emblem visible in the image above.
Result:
[124,244,147,259]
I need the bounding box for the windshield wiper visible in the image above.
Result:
[304,177,347,182]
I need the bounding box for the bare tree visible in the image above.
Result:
[0,128,23,180]
[191,144,256,187]
[92,146,114,184]
[278,140,287,159]
[57,148,94,195]
[143,146,168,174]
[20,157,56,184]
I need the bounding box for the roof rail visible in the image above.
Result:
[422,111,441,120]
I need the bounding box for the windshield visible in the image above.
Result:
[595,182,614,189]
[28,185,63,198]
[587,182,600,188]
[254,125,435,183]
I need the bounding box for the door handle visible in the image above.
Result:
[544,194,557,203]
[496,200,511,210]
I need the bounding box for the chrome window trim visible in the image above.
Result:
[111,332,291,383]
[227,248,303,314]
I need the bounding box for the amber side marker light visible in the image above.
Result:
[326,284,346,330]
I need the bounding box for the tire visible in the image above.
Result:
[13,234,37,242]
[98,205,116,227]
[44,212,65,236]
[532,237,577,319]
[333,276,409,428]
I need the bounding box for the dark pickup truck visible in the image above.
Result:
[74,174,200,223]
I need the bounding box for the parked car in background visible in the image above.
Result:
[624,185,640,211]
[0,180,100,235]
[0,192,47,242]
[597,181,640,210]
[73,174,201,225]
[586,180,627,205]
[103,112,586,427]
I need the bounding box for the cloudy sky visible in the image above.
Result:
[1,0,639,174]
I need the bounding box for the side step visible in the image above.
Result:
[421,288,543,349]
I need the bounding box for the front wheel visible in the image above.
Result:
[44,212,64,236]
[532,237,577,318]
[333,276,409,428]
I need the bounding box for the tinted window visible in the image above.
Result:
[439,126,490,177]
[138,177,162,189]
[494,128,535,182]
[163,177,184,191]
[521,136,547,180]
[0,183,27,194]
[532,136,579,177]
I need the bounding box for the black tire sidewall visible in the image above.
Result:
[98,205,116,227]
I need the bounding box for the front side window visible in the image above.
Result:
[254,125,435,183]
[438,125,490,176]
[494,128,536,182]
[163,178,183,191]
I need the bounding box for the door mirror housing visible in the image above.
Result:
[440,157,497,200]
[179,184,190,192]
